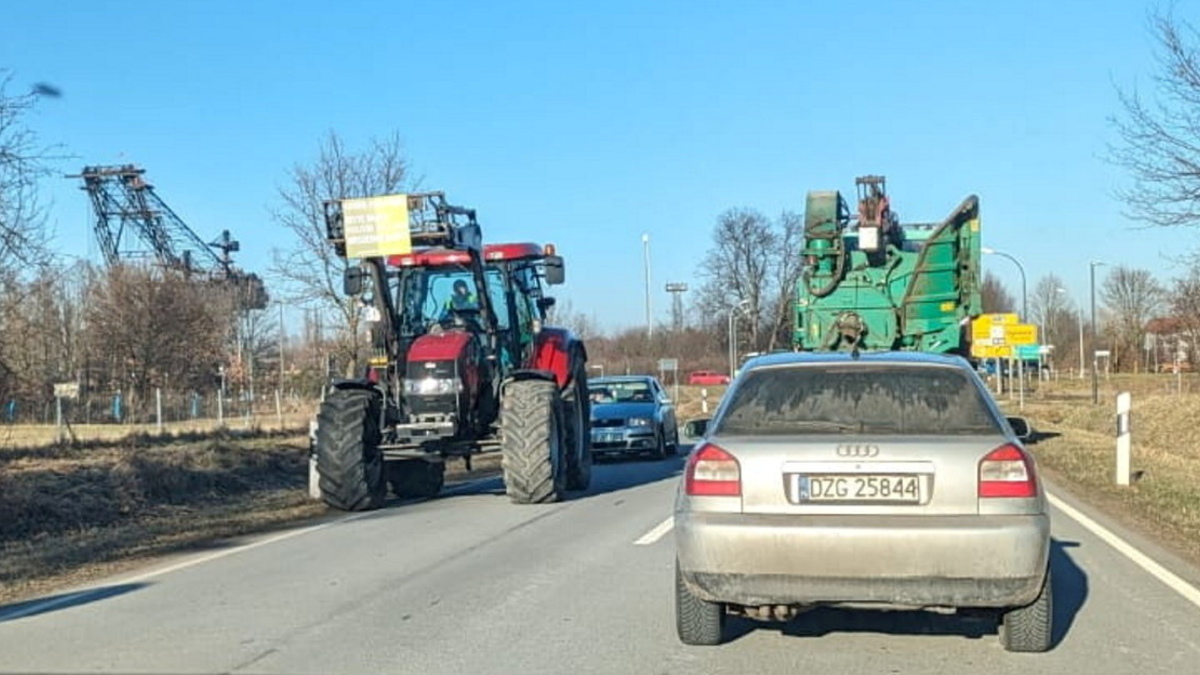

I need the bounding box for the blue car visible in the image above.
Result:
[588,375,679,459]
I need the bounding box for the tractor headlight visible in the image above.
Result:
[404,377,463,395]
[627,417,653,427]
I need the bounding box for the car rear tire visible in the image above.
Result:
[999,567,1053,652]
[675,561,725,646]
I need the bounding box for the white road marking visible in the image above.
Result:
[634,516,674,545]
[1049,491,1200,610]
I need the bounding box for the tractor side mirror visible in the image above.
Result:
[543,255,565,285]
[537,296,556,313]
[343,267,365,296]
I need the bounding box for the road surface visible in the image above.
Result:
[2,453,1199,674]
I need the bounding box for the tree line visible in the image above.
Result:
[4,7,1200,421]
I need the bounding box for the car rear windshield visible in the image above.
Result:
[712,364,1001,436]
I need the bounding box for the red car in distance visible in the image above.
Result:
[687,370,731,386]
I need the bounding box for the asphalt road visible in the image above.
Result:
[2,453,1199,675]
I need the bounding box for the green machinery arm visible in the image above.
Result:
[795,178,981,355]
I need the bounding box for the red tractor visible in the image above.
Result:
[314,192,591,510]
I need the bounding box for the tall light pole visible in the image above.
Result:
[277,300,286,391]
[642,233,652,339]
[665,282,688,332]
[1090,261,1105,404]
[1056,287,1084,379]
[727,299,750,378]
[982,247,1027,320]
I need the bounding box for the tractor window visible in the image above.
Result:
[484,268,509,330]
[418,268,479,323]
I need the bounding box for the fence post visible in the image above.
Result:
[1116,391,1132,486]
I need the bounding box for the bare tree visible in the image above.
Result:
[980,272,1016,313]
[546,297,602,341]
[693,208,790,355]
[1028,274,1081,369]
[1165,267,1200,366]
[1110,10,1200,228]
[764,211,804,351]
[0,71,54,274]
[271,131,411,375]
[84,265,230,414]
[1100,265,1164,372]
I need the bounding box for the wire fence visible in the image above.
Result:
[1,387,318,429]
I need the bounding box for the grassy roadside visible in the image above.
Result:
[0,428,501,605]
[1000,375,1200,568]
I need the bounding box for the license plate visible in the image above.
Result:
[789,474,921,503]
[595,432,623,443]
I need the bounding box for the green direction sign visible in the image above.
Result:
[1014,344,1042,360]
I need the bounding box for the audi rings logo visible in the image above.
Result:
[836,444,879,458]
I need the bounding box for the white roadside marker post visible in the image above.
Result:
[1116,391,1132,487]
[701,388,708,414]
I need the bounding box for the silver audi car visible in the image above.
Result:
[673,351,1052,652]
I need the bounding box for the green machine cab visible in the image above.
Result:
[795,175,982,355]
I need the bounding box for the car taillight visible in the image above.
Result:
[685,442,741,496]
[978,443,1038,498]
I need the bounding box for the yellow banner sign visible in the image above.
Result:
[342,194,413,258]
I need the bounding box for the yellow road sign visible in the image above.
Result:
[342,194,413,258]
[1005,324,1038,346]
[972,343,1012,359]
[971,313,1020,340]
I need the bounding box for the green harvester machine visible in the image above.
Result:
[795,175,982,356]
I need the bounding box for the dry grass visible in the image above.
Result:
[1004,375,1200,566]
[0,430,321,603]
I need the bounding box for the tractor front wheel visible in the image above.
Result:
[315,388,386,512]
[502,379,566,504]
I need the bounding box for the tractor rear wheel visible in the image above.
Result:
[387,460,445,499]
[564,361,592,491]
[315,388,386,511]
[502,379,565,504]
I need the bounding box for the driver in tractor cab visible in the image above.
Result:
[440,279,478,321]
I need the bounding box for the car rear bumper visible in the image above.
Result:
[675,511,1049,608]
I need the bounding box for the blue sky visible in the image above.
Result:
[2,0,1192,333]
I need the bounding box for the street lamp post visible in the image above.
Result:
[981,247,1027,320]
[277,300,285,391]
[1090,261,1105,404]
[727,300,751,378]
[642,234,652,339]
